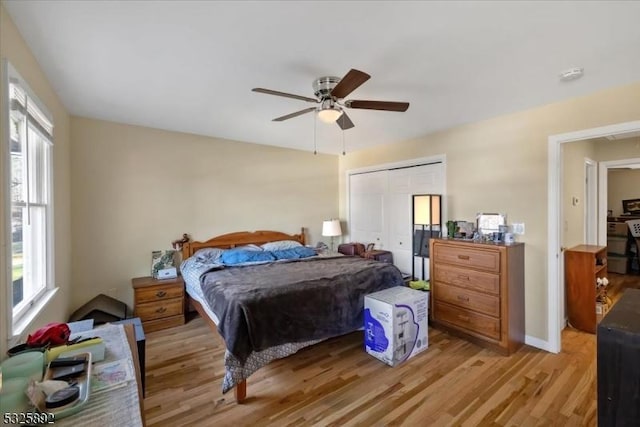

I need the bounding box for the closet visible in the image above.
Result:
[348,162,444,278]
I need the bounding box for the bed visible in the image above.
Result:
[179,228,404,402]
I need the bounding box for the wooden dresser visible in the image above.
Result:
[429,238,525,355]
[132,276,185,332]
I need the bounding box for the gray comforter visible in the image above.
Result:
[200,256,404,363]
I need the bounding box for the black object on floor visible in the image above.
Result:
[597,288,640,426]
[68,294,128,324]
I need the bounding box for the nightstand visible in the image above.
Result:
[132,276,185,332]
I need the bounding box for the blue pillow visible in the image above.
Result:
[271,246,317,260]
[221,248,276,265]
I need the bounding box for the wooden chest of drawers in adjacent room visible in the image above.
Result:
[132,276,185,332]
[429,238,525,355]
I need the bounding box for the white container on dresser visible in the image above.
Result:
[429,238,525,355]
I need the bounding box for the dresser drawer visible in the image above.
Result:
[433,283,500,317]
[135,283,183,303]
[135,298,183,321]
[433,244,500,273]
[434,264,500,295]
[434,301,500,340]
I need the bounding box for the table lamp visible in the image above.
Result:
[322,219,342,252]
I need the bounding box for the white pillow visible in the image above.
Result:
[260,240,303,251]
[234,244,263,251]
[194,247,225,263]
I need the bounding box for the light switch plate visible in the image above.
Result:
[512,223,525,235]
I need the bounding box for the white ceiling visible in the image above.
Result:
[4,1,640,154]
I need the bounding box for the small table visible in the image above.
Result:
[113,318,146,396]
[54,323,144,426]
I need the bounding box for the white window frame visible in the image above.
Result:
[3,60,57,338]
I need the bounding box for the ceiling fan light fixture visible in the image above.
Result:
[317,107,343,123]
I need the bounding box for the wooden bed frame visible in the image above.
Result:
[180,228,306,403]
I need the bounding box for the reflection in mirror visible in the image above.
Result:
[477,213,506,235]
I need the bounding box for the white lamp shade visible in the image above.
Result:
[414,196,430,225]
[414,195,441,225]
[322,219,342,237]
[318,108,343,123]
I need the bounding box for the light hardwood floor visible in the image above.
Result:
[143,274,640,427]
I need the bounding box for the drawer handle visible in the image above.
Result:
[156,307,167,314]
[458,314,470,322]
[457,295,470,302]
[457,275,470,281]
[156,290,167,298]
[457,255,470,260]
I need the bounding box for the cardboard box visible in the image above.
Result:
[596,301,610,324]
[607,237,628,256]
[364,286,428,366]
[608,255,628,274]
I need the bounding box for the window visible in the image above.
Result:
[4,62,54,330]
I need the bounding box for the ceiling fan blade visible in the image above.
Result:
[336,112,355,130]
[345,100,409,112]
[330,69,371,99]
[252,88,318,103]
[272,107,317,122]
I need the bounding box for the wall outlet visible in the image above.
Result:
[512,223,525,235]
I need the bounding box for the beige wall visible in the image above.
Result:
[561,140,597,249]
[595,135,640,163]
[70,117,338,311]
[339,81,640,342]
[0,5,72,357]
[608,169,640,216]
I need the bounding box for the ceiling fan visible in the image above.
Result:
[252,69,409,130]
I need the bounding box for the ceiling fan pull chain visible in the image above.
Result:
[342,127,346,156]
[313,113,317,155]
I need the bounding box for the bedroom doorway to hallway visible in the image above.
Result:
[548,120,640,353]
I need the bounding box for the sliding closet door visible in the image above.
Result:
[388,164,444,277]
[348,162,444,277]
[348,170,388,248]
[387,169,413,274]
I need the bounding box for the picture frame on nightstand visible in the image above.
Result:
[150,250,176,279]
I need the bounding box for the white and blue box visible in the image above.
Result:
[364,286,429,367]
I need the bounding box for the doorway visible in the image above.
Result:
[548,120,640,353]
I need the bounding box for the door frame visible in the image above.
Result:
[584,158,598,245]
[548,120,640,353]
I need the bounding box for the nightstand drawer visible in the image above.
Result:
[135,283,183,303]
[135,298,183,322]
[434,264,500,295]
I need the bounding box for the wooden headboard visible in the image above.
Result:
[181,228,306,259]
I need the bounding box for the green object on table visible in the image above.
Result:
[409,280,430,291]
